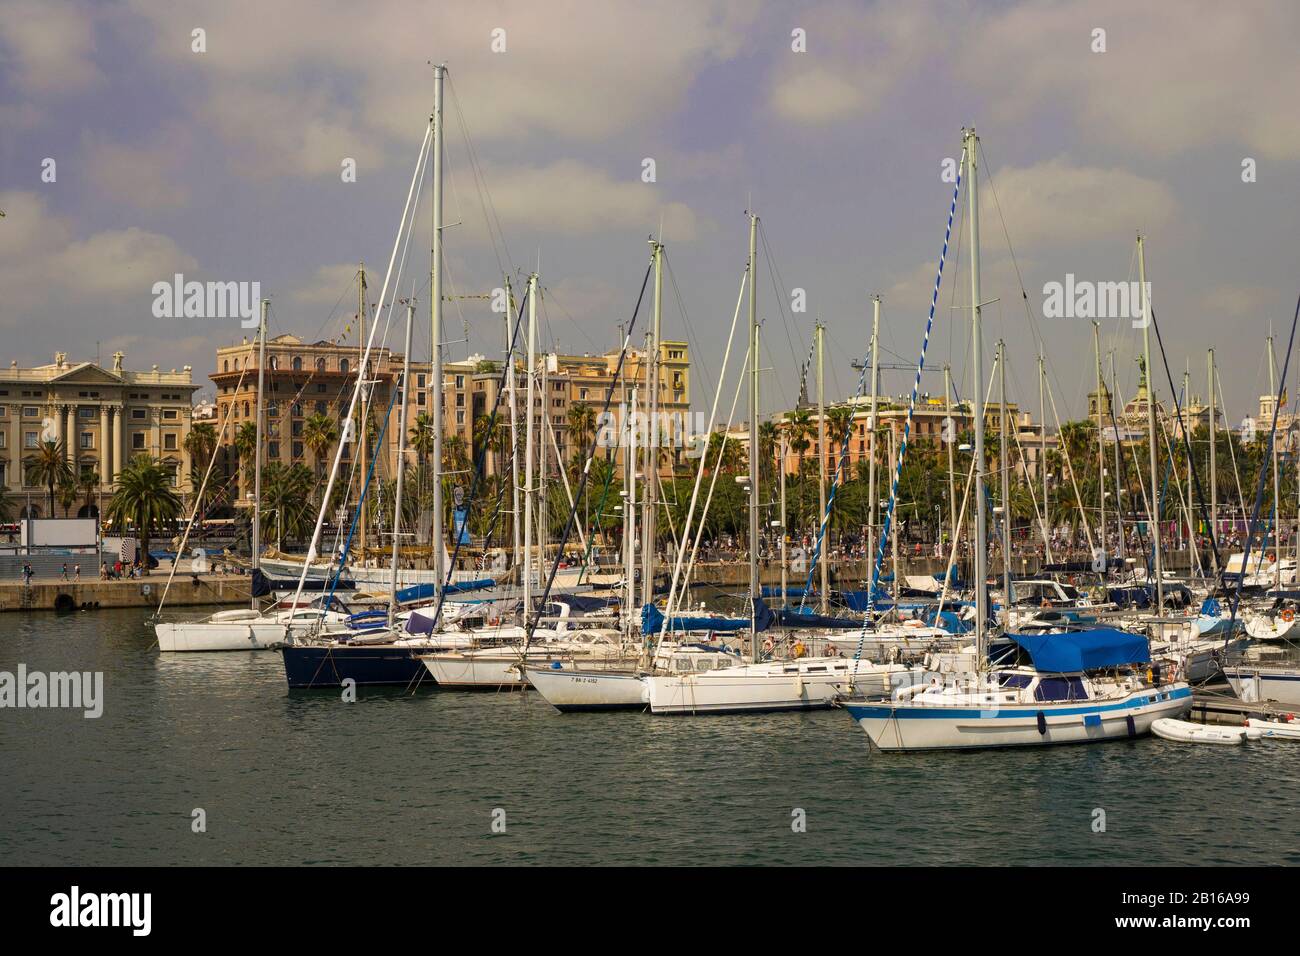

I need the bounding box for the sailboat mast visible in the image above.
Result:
[250,298,267,609]
[1040,350,1050,562]
[1137,234,1162,614]
[389,302,415,625]
[626,385,638,628]
[999,341,1010,624]
[944,361,955,555]
[539,349,549,595]
[779,434,788,603]
[747,212,761,663]
[522,272,538,621]
[430,63,446,594]
[1093,322,1105,564]
[816,322,829,612]
[506,277,522,576]
[357,264,367,560]
[642,240,663,608]
[869,297,881,587]
[964,127,989,657]
[1110,351,1125,563]
[1208,348,1217,572]
[1268,334,1280,589]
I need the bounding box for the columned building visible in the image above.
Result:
[0,352,199,516]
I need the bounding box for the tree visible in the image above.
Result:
[233,421,257,492]
[184,422,218,469]
[78,471,100,516]
[104,456,181,571]
[26,440,73,517]
[566,402,596,471]
[260,462,316,549]
[301,412,339,476]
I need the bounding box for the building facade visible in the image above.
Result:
[1,352,199,516]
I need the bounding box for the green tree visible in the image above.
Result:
[104,456,182,571]
[25,440,73,517]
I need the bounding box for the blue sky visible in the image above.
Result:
[2,0,1297,427]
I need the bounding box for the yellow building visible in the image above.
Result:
[1,351,199,516]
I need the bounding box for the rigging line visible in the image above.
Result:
[446,73,514,278]
[427,284,531,630]
[1226,292,1300,632]
[1215,371,1250,519]
[663,250,717,401]
[523,259,655,652]
[757,220,807,388]
[849,147,964,657]
[1149,305,1223,580]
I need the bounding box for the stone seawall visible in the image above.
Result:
[0,575,252,613]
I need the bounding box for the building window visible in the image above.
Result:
[22,406,38,418]
[132,408,146,420]
[417,392,426,406]
[269,356,278,370]
[315,401,327,414]
[456,394,465,408]
[163,409,178,420]
[24,431,38,449]
[79,407,95,419]
[455,375,464,388]
[316,358,326,372]
[417,373,426,388]
[456,411,465,424]
[164,433,177,451]
[292,356,303,371]
[81,432,93,449]
[339,359,350,375]
[293,441,303,459]
[132,433,145,450]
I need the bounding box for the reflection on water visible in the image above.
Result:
[1,606,1297,866]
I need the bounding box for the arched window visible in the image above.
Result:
[269,356,278,370]
[339,358,350,375]
[233,358,240,371]
[316,358,326,372]
[292,356,303,371]
[223,360,229,373]
[244,401,250,417]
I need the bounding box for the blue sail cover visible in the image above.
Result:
[1008,628,1151,672]
[395,579,496,604]
[776,607,863,630]
[642,598,773,636]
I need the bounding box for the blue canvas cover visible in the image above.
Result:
[1008,628,1151,672]
[395,579,496,604]
[642,597,773,636]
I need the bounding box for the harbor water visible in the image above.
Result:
[2,606,1297,866]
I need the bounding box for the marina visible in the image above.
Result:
[1,2,1298,906]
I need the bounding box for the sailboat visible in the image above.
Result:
[841,128,1190,750]
[154,300,349,652]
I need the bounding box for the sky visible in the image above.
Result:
[2,0,1297,429]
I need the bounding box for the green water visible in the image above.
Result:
[1,607,1296,866]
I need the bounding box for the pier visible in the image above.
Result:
[0,574,251,614]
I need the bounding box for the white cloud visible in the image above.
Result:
[83,130,191,210]
[979,157,1177,247]
[0,0,104,95]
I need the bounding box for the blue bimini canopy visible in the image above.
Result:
[395,579,496,604]
[1008,628,1151,673]
[642,598,773,636]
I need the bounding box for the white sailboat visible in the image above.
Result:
[841,129,1190,750]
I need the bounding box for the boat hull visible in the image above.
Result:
[843,684,1193,751]
[281,644,432,689]
[645,660,899,715]
[155,620,288,652]
[523,666,646,711]
[1224,667,1300,707]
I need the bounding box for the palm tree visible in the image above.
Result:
[78,470,100,517]
[25,440,73,517]
[260,462,315,549]
[0,486,13,523]
[184,422,218,470]
[566,402,597,471]
[233,421,257,494]
[409,412,436,505]
[301,412,339,477]
[104,456,182,572]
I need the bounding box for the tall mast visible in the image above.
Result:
[625,386,638,627]
[250,298,267,609]
[1268,334,1280,589]
[747,212,761,663]
[505,277,522,576]
[999,341,1010,624]
[815,320,829,613]
[1110,351,1125,563]
[868,297,881,589]
[522,272,538,620]
[389,302,415,626]
[430,63,446,594]
[1039,349,1051,561]
[889,424,900,610]
[357,263,367,561]
[779,434,788,604]
[944,362,956,555]
[964,127,989,658]
[642,239,663,609]
[1137,234,1162,614]
[539,349,549,594]
[1093,322,1105,565]
[1208,348,1216,573]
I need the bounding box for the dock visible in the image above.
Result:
[1188,688,1296,725]
[0,574,252,613]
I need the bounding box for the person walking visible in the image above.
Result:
[74,563,81,582]
[61,562,69,581]
[22,562,33,587]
